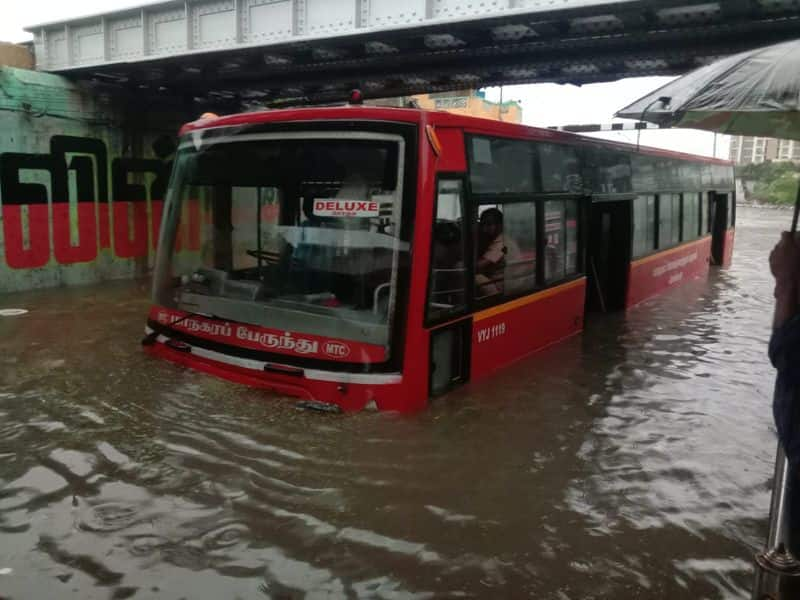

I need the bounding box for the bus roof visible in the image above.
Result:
[179,105,733,167]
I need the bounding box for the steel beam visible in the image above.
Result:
[24,0,800,106]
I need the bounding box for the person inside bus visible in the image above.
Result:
[475,207,520,298]
[770,231,800,554]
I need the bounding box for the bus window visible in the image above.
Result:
[709,195,717,233]
[544,200,566,282]
[658,194,681,248]
[682,193,699,241]
[566,199,579,274]
[701,193,710,235]
[671,194,681,245]
[538,144,583,193]
[230,187,283,270]
[728,196,736,228]
[475,203,536,301]
[428,179,467,322]
[503,202,537,293]
[630,154,658,193]
[633,195,655,257]
[585,147,632,194]
[469,137,535,194]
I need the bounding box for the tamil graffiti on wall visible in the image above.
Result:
[0,135,169,268]
[0,133,205,293]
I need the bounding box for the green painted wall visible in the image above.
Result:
[0,66,184,293]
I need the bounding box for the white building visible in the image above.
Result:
[729,135,800,165]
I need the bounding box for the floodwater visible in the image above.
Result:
[0,206,788,599]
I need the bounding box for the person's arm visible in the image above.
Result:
[774,285,798,330]
[770,234,800,468]
[477,238,505,272]
[769,232,800,386]
[770,231,800,330]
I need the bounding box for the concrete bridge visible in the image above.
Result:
[26,0,800,107]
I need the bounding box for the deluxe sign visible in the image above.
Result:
[313,199,379,218]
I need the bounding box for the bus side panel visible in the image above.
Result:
[387,118,440,412]
[626,237,712,308]
[433,127,467,172]
[721,228,735,268]
[470,279,585,381]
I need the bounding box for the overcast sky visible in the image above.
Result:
[3,0,729,159]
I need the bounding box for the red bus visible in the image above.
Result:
[144,105,735,412]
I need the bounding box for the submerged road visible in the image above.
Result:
[0,207,785,599]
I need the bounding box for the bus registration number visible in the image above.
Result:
[477,322,507,343]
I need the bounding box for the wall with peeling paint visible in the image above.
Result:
[0,66,185,293]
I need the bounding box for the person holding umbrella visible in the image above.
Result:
[771,233,800,333]
[770,232,800,531]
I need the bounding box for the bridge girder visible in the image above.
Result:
[26,0,800,108]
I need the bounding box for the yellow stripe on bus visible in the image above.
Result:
[474,278,586,322]
[629,236,710,268]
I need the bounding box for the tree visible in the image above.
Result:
[736,161,798,182]
[765,172,800,205]
[737,161,800,205]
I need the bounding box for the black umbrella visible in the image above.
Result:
[616,38,800,229]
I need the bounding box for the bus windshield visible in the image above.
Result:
[152,131,408,353]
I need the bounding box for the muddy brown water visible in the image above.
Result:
[0,207,789,599]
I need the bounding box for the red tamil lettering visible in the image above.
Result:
[98,200,111,249]
[2,204,50,269]
[113,201,149,258]
[150,200,163,250]
[174,200,201,252]
[52,202,98,264]
[186,201,201,251]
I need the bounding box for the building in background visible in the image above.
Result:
[0,41,33,69]
[776,138,800,162]
[729,135,800,165]
[375,89,522,123]
[411,90,522,122]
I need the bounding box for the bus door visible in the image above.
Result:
[427,178,471,396]
[586,199,632,312]
[430,320,471,396]
[710,192,732,266]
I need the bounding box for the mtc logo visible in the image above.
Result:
[323,341,351,359]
